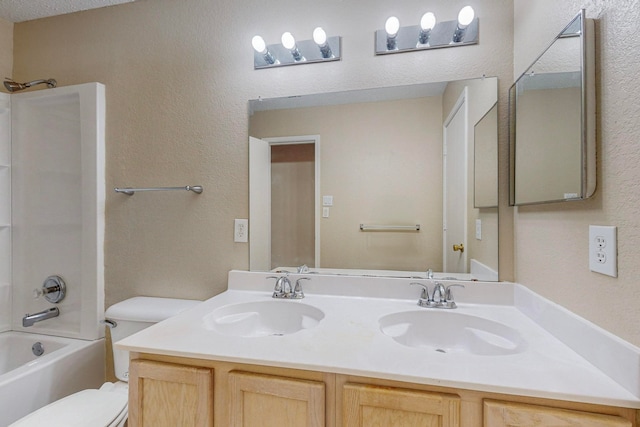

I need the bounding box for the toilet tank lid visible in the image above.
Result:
[105,296,201,323]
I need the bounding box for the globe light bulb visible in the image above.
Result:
[385,16,400,36]
[420,12,436,31]
[457,6,475,28]
[281,32,296,50]
[251,35,266,53]
[313,27,327,46]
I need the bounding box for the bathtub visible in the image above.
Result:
[0,331,105,426]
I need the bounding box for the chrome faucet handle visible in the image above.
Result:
[426,269,434,280]
[297,264,309,274]
[442,284,465,309]
[293,277,310,299]
[410,282,433,307]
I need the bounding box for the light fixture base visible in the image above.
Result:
[254,36,342,69]
[375,18,478,55]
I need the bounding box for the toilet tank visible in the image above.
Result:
[105,296,201,381]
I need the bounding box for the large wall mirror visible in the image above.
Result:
[249,77,498,280]
[509,10,596,206]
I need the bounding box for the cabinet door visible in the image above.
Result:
[343,383,460,427]
[228,371,325,427]
[129,360,213,427]
[484,400,632,427]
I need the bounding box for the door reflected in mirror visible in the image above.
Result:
[249,77,498,281]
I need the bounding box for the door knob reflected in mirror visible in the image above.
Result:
[453,243,464,253]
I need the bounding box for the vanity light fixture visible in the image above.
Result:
[252,35,276,65]
[313,27,333,58]
[281,32,304,61]
[375,6,479,55]
[385,16,400,50]
[453,6,475,42]
[418,12,436,45]
[252,29,342,69]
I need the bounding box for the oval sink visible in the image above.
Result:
[379,311,526,355]
[203,301,325,338]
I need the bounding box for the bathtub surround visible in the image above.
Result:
[0,93,9,333]
[10,83,106,340]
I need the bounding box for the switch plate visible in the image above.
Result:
[589,225,617,277]
[234,219,248,243]
[475,219,482,240]
[322,196,333,206]
[322,207,330,218]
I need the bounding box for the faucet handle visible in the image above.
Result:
[293,277,310,299]
[410,282,432,307]
[443,284,465,308]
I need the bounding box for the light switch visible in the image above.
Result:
[322,196,333,206]
[475,219,482,240]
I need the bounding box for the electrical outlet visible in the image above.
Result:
[589,225,617,277]
[234,219,248,243]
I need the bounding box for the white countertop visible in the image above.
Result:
[116,270,640,408]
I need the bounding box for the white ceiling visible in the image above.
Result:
[0,0,136,23]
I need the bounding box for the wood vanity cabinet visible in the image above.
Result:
[342,383,460,427]
[128,359,214,427]
[127,354,638,427]
[484,400,632,427]
[228,371,325,427]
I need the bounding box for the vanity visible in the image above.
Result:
[117,271,640,426]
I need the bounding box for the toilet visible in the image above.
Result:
[9,296,201,427]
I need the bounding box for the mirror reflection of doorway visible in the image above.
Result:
[249,135,320,271]
[271,143,315,269]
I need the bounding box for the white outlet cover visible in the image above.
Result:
[589,225,617,277]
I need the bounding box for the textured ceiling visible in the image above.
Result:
[0,0,136,23]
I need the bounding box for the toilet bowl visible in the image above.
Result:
[9,297,201,427]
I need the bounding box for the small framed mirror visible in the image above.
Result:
[509,10,595,206]
[474,102,498,208]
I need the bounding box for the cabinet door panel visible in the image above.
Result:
[343,383,460,427]
[484,400,632,427]
[229,370,325,427]
[129,360,213,427]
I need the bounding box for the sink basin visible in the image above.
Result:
[203,300,325,337]
[379,311,526,355]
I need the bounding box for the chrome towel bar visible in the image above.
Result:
[114,185,203,195]
[359,224,420,231]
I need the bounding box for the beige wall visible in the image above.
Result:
[10,1,516,307]
[0,18,12,80]
[514,1,640,346]
[252,97,444,271]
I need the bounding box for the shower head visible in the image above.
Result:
[3,78,57,92]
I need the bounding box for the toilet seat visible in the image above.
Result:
[9,388,128,427]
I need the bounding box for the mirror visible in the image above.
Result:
[249,77,498,280]
[474,103,498,208]
[509,10,595,205]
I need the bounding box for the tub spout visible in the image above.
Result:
[22,307,60,327]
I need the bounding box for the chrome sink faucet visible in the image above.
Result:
[267,274,309,299]
[411,282,465,309]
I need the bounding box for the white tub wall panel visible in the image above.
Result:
[11,83,105,340]
[0,332,106,426]
[0,93,9,166]
[0,92,9,333]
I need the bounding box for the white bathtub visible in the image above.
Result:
[0,331,105,426]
